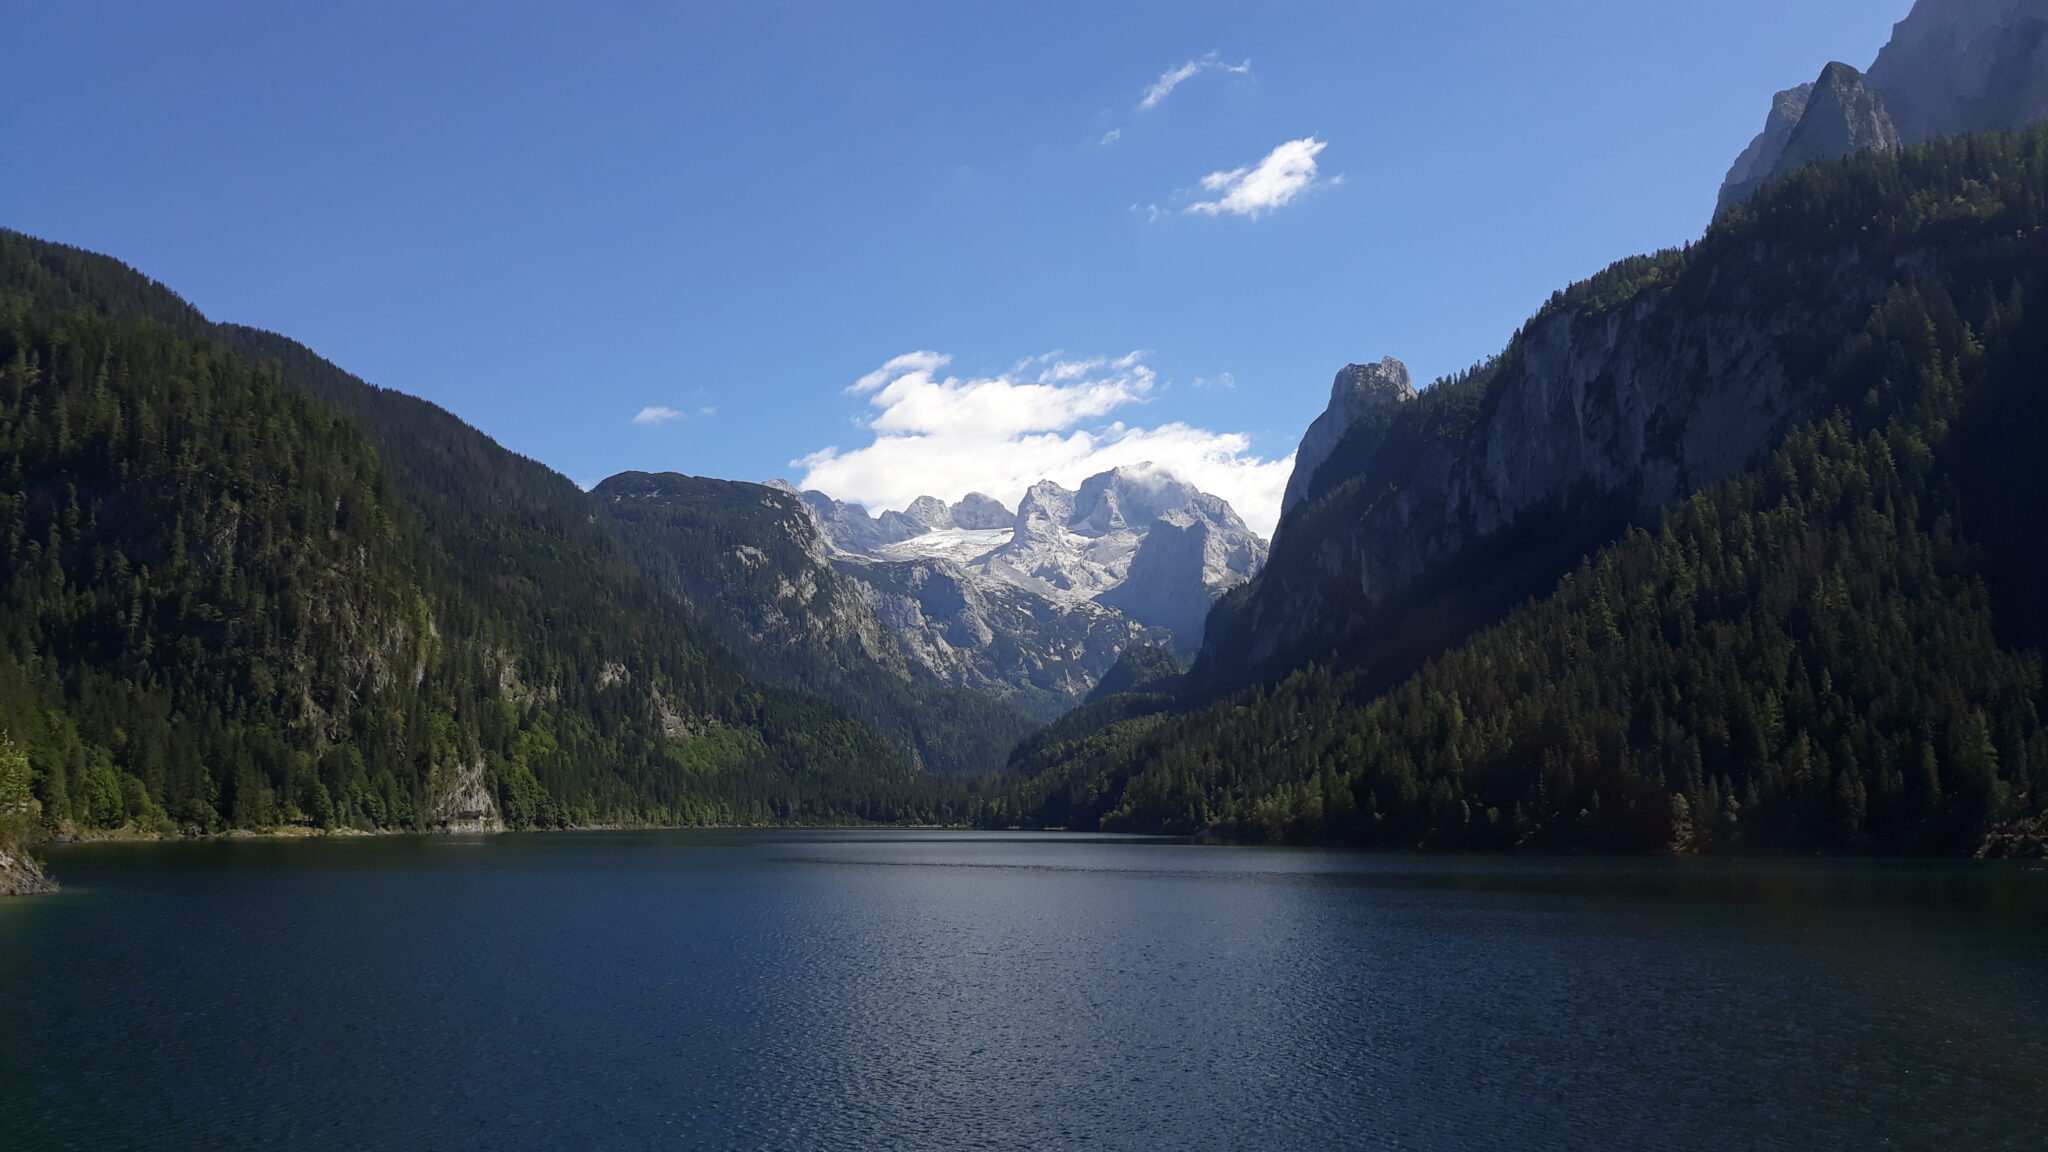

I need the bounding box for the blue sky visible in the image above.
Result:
[2,1,1906,534]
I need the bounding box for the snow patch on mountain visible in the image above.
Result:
[789,463,1267,651]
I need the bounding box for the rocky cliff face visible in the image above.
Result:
[1097,510,1263,641]
[1866,0,2048,143]
[844,555,1167,720]
[1719,84,1815,212]
[424,758,505,834]
[1280,358,1417,519]
[0,842,56,896]
[1216,203,1934,678]
[1775,63,1900,176]
[1719,0,2048,210]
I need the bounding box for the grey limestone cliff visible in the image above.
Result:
[843,555,1169,720]
[1777,63,1900,177]
[1866,0,2048,143]
[950,492,1015,530]
[1719,63,1899,211]
[1225,233,1901,674]
[0,842,56,896]
[1280,358,1417,520]
[424,758,505,834]
[1097,509,1262,641]
[1719,84,1815,211]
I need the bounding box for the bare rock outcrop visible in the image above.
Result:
[0,843,56,896]
[1718,63,1899,211]
[1280,358,1417,520]
[425,759,504,834]
[1866,0,2048,143]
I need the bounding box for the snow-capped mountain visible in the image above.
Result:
[772,464,1267,713]
[787,464,1265,641]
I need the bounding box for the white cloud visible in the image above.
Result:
[1139,52,1253,111]
[1186,137,1328,218]
[1099,127,1122,146]
[698,406,718,417]
[633,405,687,425]
[795,351,1293,537]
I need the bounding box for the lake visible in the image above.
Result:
[1,831,2044,1150]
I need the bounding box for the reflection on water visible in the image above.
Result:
[2,831,2044,1150]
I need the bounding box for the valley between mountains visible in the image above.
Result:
[3,0,2048,888]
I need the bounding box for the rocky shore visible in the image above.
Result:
[1978,818,2048,860]
[0,842,57,896]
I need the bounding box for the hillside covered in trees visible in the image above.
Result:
[999,129,2048,854]
[0,231,988,837]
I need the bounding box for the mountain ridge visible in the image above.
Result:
[1718,0,2048,211]
[775,464,1265,714]
[1004,125,2048,853]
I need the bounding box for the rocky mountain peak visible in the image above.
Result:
[1071,463,1205,537]
[951,492,1013,530]
[1779,63,1900,170]
[1015,480,1077,540]
[1720,84,1815,210]
[790,464,1266,656]
[791,489,924,554]
[1333,358,1416,408]
[1719,0,2048,213]
[1718,61,1899,211]
[1280,357,1416,520]
[904,495,954,530]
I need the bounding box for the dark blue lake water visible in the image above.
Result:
[2,831,2044,1150]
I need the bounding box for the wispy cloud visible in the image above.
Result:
[1099,127,1122,146]
[1139,51,1252,111]
[1186,137,1329,218]
[633,405,687,425]
[797,351,1293,537]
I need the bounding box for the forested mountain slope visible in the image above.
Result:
[0,230,933,835]
[1003,131,2048,853]
[1205,131,2048,698]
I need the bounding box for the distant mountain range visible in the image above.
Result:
[776,464,1266,719]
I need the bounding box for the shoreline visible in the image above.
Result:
[0,842,58,896]
[4,820,1009,895]
[41,819,994,847]
[12,822,2040,898]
